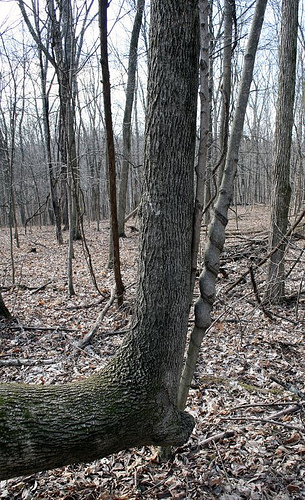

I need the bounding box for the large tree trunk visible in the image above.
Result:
[0,0,199,480]
[265,0,299,303]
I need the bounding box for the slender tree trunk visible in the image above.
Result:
[265,0,299,303]
[117,0,145,237]
[190,0,210,298]
[204,3,215,225]
[178,0,268,411]
[217,0,234,186]
[38,47,63,244]
[100,0,125,306]
[0,0,199,480]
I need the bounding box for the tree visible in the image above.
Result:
[178,0,268,410]
[0,292,11,319]
[117,0,145,237]
[99,0,125,306]
[217,0,235,187]
[0,0,199,480]
[265,0,299,303]
[18,0,95,242]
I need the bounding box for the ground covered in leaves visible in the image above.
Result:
[1,205,305,499]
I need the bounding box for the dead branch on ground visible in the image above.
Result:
[78,287,116,349]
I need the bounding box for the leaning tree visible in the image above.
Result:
[0,0,199,480]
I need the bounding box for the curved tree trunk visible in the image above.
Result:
[0,0,199,480]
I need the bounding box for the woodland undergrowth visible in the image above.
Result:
[0,205,305,499]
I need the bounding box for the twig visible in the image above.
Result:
[78,287,116,349]
[269,405,302,420]
[295,270,305,321]
[249,266,273,320]
[0,358,57,367]
[30,281,52,294]
[213,440,231,484]
[199,430,235,447]
[231,401,302,411]
[8,325,76,333]
[270,376,305,399]
[221,417,304,431]
[124,206,138,223]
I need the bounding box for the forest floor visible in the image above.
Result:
[1,204,305,500]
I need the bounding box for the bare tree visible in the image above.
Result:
[178,0,268,410]
[117,0,145,237]
[217,0,236,187]
[99,0,125,306]
[265,0,299,303]
[0,0,199,479]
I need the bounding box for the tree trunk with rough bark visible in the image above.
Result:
[0,292,10,319]
[0,0,199,480]
[265,0,299,303]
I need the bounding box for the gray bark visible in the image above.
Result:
[266,0,299,303]
[117,0,145,237]
[190,0,210,298]
[178,0,268,410]
[0,292,10,319]
[100,0,125,306]
[0,0,199,480]
[217,0,234,186]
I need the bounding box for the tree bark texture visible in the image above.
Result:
[178,0,268,410]
[0,292,11,319]
[0,0,199,480]
[117,0,145,237]
[190,0,210,298]
[217,0,234,187]
[266,0,299,303]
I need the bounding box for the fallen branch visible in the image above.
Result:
[270,376,305,399]
[78,287,116,349]
[221,417,304,431]
[249,266,273,320]
[0,358,57,367]
[226,208,305,293]
[124,206,138,223]
[198,430,235,447]
[8,325,76,333]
